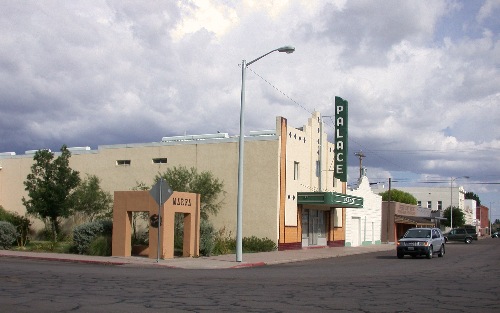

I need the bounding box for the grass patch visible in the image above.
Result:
[14,240,73,254]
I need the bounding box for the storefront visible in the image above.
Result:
[382,201,435,243]
[298,192,363,248]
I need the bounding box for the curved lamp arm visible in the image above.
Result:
[247,46,295,66]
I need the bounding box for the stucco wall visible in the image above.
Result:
[0,136,281,241]
[284,112,341,227]
[346,176,382,246]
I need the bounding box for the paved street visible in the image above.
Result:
[1,239,499,312]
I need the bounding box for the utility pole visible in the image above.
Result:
[354,150,366,179]
[387,178,392,242]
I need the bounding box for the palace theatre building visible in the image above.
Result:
[0,110,363,250]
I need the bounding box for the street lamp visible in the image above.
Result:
[450,176,469,229]
[236,46,295,262]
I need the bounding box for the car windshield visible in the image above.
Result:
[404,229,431,238]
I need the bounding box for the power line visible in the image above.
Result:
[246,67,312,115]
[245,67,500,185]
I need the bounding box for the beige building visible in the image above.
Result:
[0,112,363,250]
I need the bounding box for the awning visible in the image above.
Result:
[297,192,363,208]
[395,215,435,227]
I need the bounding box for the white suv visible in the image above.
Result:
[397,228,445,259]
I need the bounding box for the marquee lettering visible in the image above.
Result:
[336,152,344,162]
[336,164,344,174]
[336,117,344,127]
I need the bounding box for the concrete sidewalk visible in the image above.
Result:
[0,244,395,269]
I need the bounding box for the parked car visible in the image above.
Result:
[444,228,478,244]
[492,231,499,238]
[397,228,445,259]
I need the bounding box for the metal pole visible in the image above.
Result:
[387,178,392,242]
[235,46,294,263]
[236,60,246,262]
[490,202,493,235]
[319,115,322,191]
[157,178,163,262]
[450,177,453,229]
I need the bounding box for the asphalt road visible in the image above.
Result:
[1,239,499,313]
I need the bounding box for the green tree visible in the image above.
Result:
[379,189,417,205]
[155,166,225,220]
[442,206,465,228]
[464,191,480,206]
[71,174,113,223]
[156,166,225,255]
[22,145,80,242]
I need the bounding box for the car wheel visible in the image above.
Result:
[438,245,445,257]
[465,237,472,244]
[427,246,433,259]
[397,253,404,259]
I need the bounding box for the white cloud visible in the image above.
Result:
[477,0,500,22]
[0,0,498,209]
[170,0,239,41]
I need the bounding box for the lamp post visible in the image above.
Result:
[450,176,469,229]
[489,202,495,235]
[237,46,295,262]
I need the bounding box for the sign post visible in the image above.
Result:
[149,178,173,262]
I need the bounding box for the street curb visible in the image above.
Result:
[0,254,128,266]
[230,262,267,268]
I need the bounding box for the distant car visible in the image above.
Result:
[492,231,499,238]
[397,228,445,259]
[444,228,478,244]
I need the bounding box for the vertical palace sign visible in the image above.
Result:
[334,96,348,182]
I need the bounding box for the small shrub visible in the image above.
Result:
[210,229,277,255]
[212,227,234,256]
[34,222,69,242]
[0,221,18,249]
[242,236,277,252]
[132,228,149,246]
[0,206,32,247]
[199,219,215,256]
[87,236,112,256]
[72,220,112,254]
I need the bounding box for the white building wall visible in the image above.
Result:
[463,199,477,226]
[284,112,341,226]
[371,185,468,215]
[346,176,382,246]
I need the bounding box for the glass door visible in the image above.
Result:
[302,209,326,247]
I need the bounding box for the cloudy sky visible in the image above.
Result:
[1,1,499,218]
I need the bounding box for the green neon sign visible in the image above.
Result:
[334,96,348,182]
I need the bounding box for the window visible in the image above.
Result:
[116,160,131,166]
[294,161,299,180]
[417,201,421,207]
[437,201,443,210]
[427,201,432,209]
[316,160,320,177]
[152,158,168,164]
